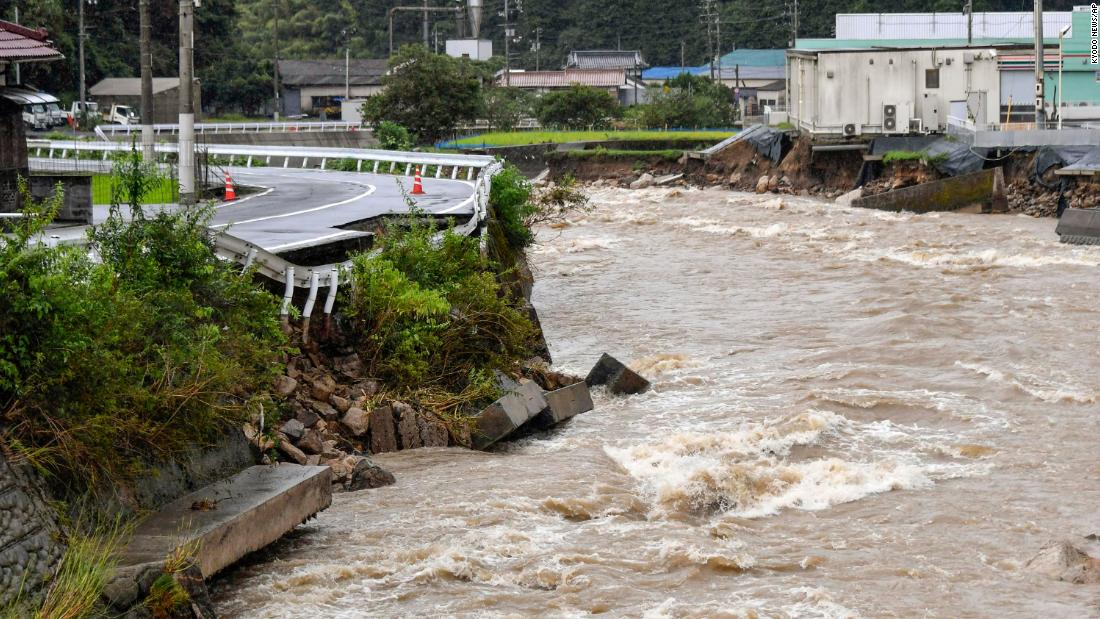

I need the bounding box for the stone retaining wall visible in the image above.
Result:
[0,452,63,607]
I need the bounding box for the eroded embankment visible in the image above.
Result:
[548,134,1100,217]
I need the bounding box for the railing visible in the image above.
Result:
[27,139,497,179]
[26,140,502,325]
[95,121,362,138]
[214,159,502,330]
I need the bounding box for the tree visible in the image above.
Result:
[484,87,533,131]
[535,85,619,130]
[639,74,737,128]
[360,45,484,145]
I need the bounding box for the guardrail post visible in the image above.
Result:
[302,158,309,169]
[323,267,339,333]
[321,158,327,171]
[301,270,320,344]
[435,165,442,178]
[373,161,380,174]
[357,160,362,173]
[404,163,411,176]
[247,156,253,168]
[241,247,257,271]
[389,161,396,173]
[280,266,295,328]
[467,167,474,180]
[451,166,459,180]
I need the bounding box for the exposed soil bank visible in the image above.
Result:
[547,134,1100,217]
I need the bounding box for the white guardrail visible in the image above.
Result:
[26,139,502,326]
[95,121,361,138]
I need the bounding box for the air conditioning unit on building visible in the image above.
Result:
[883,104,898,132]
[882,103,909,134]
[843,123,861,137]
[909,118,924,133]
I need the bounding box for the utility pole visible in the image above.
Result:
[792,0,799,47]
[1034,0,1045,127]
[79,0,86,119]
[273,0,281,121]
[345,47,351,99]
[966,0,973,45]
[681,40,686,75]
[179,0,196,206]
[700,0,716,80]
[534,26,542,71]
[13,5,19,83]
[423,0,429,47]
[504,0,511,86]
[140,0,154,160]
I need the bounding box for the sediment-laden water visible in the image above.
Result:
[214,188,1100,618]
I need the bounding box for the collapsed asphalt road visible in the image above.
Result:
[212,167,477,254]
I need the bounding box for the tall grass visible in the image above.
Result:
[1,525,125,619]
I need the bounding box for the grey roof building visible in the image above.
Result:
[564,50,647,71]
[89,77,201,124]
[277,59,388,116]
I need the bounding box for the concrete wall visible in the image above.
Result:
[790,47,1003,135]
[29,174,93,223]
[1,98,28,213]
[0,452,64,608]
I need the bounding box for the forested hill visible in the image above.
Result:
[0,0,1082,114]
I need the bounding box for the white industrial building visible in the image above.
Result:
[787,45,1028,137]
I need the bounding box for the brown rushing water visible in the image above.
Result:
[214,188,1100,618]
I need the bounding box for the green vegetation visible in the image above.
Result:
[0,150,286,490]
[375,121,413,151]
[882,149,949,165]
[1,525,124,619]
[361,46,485,145]
[91,174,178,205]
[535,85,620,130]
[144,575,189,619]
[447,129,733,148]
[638,74,738,129]
[484,88,535,132]
[343,214,535,389]
[555,148,684,161]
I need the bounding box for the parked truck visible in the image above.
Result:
[102,104,139,125]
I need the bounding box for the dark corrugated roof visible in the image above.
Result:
[0,20,63,62]
[278,59,389,87]
[565,50,647,70]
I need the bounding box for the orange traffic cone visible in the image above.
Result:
[411,166,426,195]
[225,174,237,201]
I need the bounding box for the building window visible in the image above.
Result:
[925,68,940,89]
[1095,71,1100,83]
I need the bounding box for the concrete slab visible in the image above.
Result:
[118,464,332,578]
[471,379,547,450]
[530,381,594,429]
[586,353,651,395]
[852,168,1007,214]
[1056,208,1100,245]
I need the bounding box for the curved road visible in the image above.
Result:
[213,167,476,253]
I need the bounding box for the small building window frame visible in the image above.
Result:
[925,68,941,89]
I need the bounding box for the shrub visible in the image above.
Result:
[490,165,537,248]
[0,164,286,489]
[375,121,413,151]
[535,85,620,129]
[343,216,535,389]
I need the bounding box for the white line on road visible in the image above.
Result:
[210,184,377,228]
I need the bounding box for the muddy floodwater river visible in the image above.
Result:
[214,188,1100,618]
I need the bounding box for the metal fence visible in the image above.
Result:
[94,121,362,139]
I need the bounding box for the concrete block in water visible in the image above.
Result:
[586,353,651,395]
[530,381,595,429]
[471,378,547,450]
[852,168,1008,214]
[1056,208,1100,245]
[118,464,332,578]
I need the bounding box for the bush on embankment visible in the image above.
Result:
[0,150,287,491]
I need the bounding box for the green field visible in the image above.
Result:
[92,175,179,205]
[445,130,735,148]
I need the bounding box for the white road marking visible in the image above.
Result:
[267,231,366,252]
[211,184,377,228]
